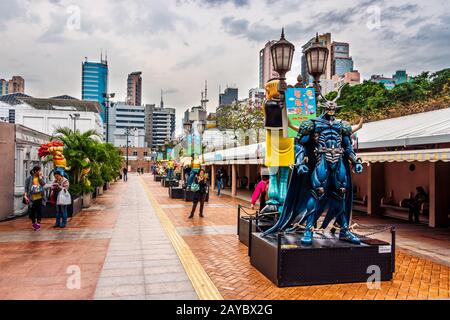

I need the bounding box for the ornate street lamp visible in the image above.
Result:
[183,121,192,135]
[271,28,295,83]
[197,121,206,135]
[305,33,329,96]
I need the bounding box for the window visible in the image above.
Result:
[144,152,148,157]
[133,151,138,156]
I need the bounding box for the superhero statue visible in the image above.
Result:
[166,159,175,180]
[261,79,294,214]
[264,85,364,245]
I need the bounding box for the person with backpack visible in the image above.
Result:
[53,169,71,228]
[24,166,46,231]
[189,169,208,219]
[251,175,270,211]
[216,169,224,197]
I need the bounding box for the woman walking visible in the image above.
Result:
[24,166,46,231]
[189,169,208,219]
[53,169,71,228]
[251,175,270,211]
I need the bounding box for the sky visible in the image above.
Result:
[0,0,449,129]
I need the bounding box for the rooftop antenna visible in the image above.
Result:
[160,89,164,108]
[201,80,209,110]
[100,49,103,62]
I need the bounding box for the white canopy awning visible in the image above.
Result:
[359,148,450,163]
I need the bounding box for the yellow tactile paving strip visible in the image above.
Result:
[140,177,223,300]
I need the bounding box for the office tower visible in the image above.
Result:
[301,33,332,84]
[127,72,142,106]
[82,55,109,121]
[331,42,354,77]
[259,40,279,89]
[219,87,238,107]
[144,94,176,149]
[0,76,25,96]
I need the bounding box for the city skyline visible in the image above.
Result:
[1,0,448,124]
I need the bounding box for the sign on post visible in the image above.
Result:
[285,88,317,138]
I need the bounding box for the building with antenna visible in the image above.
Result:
[82,53,109,121]
[144,90,176,149]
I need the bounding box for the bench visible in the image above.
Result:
[353,195,368,213]
[381,191,429,224]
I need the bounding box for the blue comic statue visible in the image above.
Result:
[264,85,364,245]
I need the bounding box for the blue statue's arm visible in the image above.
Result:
[342,124,363,173]
[295,120,314,174]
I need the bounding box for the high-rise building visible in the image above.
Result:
[0,76,25,96]
[331,42,354,77]
[248,88,265,109]
[108,102,146,147]
[144,96,176,149]
[82,56,108,121]
[219,87,238,107]
[301,33,332,85]
[370,70,411,90]
[259,40,279,89]
[127,72,142,106]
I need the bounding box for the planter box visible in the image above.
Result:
[41,196,82,218]
[97,186,104,196]
[82,193,92,208]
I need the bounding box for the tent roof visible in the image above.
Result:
[357,108,450,149]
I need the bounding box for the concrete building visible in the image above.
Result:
[219,87,239,107]
[145,103,176,149]
[120,147,152,173]
[0,76,25,96]
[332,71,361,91]
[370,70,411,90]
[331,42,354,77]
[82,56,109,120]
[0,96,104,138]
[108,102,146,148]
[301,33,332,85]
[248,88,265,109]
[0,122,52,220]
[126,72,142,106]
[259,40,279,89]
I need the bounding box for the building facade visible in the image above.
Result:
[120,147,152,173]
[219,87,238,107]
[82,57,108,120]
[0,96,104,138]
[248,88,265,109]
[0,122,52,220]
[370,70,411,90]
[126,72,142,106]
[145,104,176,149]
[0,76,25,96]
[331,42,354,77]
[332,71,361,91]
[109,102,146,148]
[259,40,279,89]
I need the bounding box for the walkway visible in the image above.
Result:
[143,176,450,300]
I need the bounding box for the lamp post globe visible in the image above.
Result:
[183,121,192,135]
[270,28,295,80]
[197,121,206,135]
[305,33,329,94]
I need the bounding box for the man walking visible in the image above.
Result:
[123,167,128,182]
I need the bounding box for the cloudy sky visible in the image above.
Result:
[1,0,449,127]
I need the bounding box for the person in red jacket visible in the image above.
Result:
[251,176,269,211]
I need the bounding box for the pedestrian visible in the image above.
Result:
[216,169,223,197]
[123,167,128,182]
[24,166,46,231]
[53,169,71,228]
[405,186,428,224]
[251,175,270,211]
[189,169,208,219]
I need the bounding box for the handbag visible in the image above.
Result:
[57,189,72,206]
[190,183,200,192]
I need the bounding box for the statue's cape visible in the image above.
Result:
[263,140,354,235]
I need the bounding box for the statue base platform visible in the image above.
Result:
[237,205,275,247]
[169,187,184,199]
[154,175,163,182]
[164,179,179,188]
[183,189,210,202]
[250,230,395,287]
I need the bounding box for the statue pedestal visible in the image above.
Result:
[250,231,395,287]
[164,179,179,188]
[169,187,184,199]
[154,175,163,182]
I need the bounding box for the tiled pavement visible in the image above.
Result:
[142,176,450,300]
[94,176,197,300]
[1,174,449,300]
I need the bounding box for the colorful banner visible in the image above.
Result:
[285,87,317,138]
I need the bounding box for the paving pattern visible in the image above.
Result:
[143,176,450,300]
[94,177,197,300]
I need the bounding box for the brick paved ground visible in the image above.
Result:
[143,176,450,300]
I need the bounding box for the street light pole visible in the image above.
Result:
[70,113,81,132]
[103,93,116,143]
[125,127,137,171]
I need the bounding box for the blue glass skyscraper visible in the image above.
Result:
[82,56,108,121]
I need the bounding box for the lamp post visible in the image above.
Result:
[197,121,206,162]
[270,28,295,97]
[183,121,193,158]
[125,127,136,171]
[103,93,116,143]
[69,113,81,132]
[304,33,329,98]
